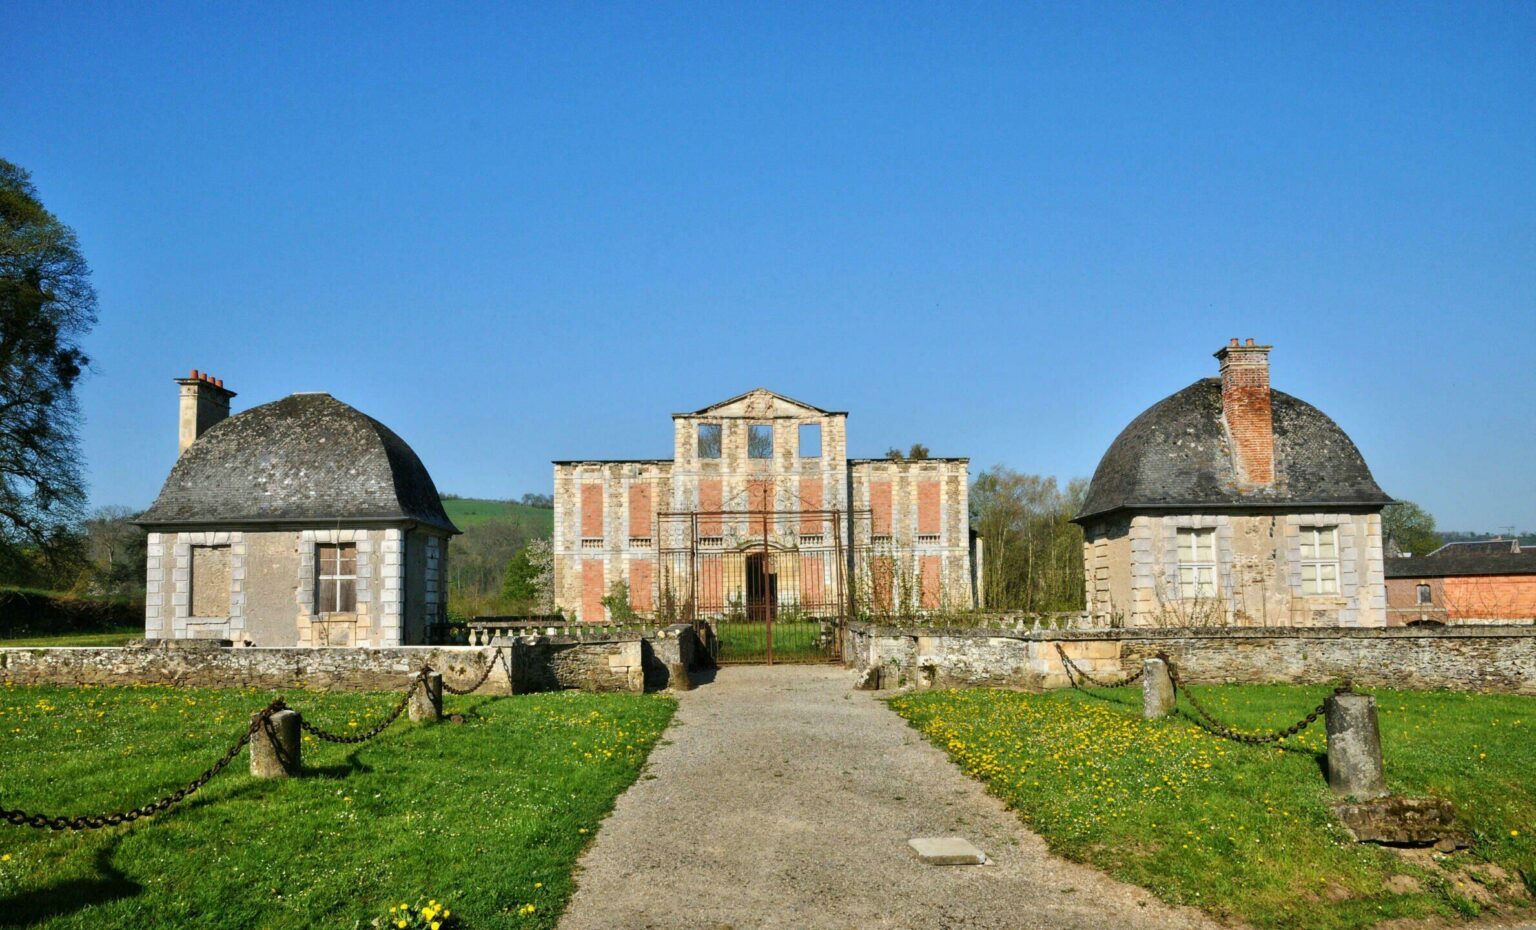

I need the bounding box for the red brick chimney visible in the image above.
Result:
[1214,338,1274,487]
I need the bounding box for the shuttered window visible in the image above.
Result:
[1299,527,1340,595]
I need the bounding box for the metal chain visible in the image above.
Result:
[0,699,288,831]
[441,647,507,695]
[1054,643,1146,689]
[296,671,426,744]
[1162,653,1353,745]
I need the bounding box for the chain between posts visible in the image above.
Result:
[2,645,512,830]
[0,699,288,832]
[1160,652,1355,745]
[440,646,508,696]
[1054,643,1145,689]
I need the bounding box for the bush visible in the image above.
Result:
[0,587,141,638]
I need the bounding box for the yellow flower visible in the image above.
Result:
[431,924,441,930]
[396,921,407,929]
[1513,830,1521,837]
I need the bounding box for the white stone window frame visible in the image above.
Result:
[1176,527,1218,599]
[1416,582,1432,605]
[1299,525,1341,596]
[315,542,360,613]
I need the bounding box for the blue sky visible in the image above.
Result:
[3,2,1533,530]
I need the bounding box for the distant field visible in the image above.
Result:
[1,627,142,647]
[442,498,554,535]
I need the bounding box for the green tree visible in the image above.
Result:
[0,159,95,579]
[501,543,541,604]
[1382,500,1440,557]
[969,465,1087,612]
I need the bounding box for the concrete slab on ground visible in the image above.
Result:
[557,665,1223,930]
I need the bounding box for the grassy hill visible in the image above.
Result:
[442,498,554,536]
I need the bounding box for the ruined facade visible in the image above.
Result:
[553,389,976,621]
[137,373,459,647]
[1074,342,1392,627]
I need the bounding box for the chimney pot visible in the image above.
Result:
[176,369,236,456]
[1229,338,1239,347]
[1246,337,1255,346]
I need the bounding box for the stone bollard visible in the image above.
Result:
[250,709,301,778]
[668,661,694,692]
[409,671,443,722]
[1325,692,1387,799]
[1142,658,1176,719]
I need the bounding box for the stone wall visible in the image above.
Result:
[0,634,659,695]
[845,622,1536,695]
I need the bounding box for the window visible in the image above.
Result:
[1299,526,1340,595]
[190,546,231,617]
[1176,528,1217,599]
[316,543,358,613]
[799,423,821,458]
[1416,583,1432,605]
[748,424,773,459]
[697,423,722,459]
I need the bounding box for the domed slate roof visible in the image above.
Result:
[138,393,459,533]
[1074,378,1390,523]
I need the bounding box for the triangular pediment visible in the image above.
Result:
[682,388,838,418]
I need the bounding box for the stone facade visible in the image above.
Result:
[553,389,976,621]
[844,621,1536,695]
[144,526,450,648]
[1081,511,1387,627]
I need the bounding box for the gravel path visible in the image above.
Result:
[558,665,1224,930]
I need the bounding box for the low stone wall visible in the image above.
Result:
[845,622,1536,694]
[0,635,651,695]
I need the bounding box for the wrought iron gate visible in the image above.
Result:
[658,509,866,664]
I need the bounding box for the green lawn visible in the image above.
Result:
[0,682,674,929]
[714,619,832,663]
[0,627,142,647]
[442,498,554,535]
[891,684,1535,930]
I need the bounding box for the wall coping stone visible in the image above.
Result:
[845,621,1536,643]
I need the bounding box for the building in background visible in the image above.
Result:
[1074,341,1393,627]
[552,389,976,622]
[1385,539,1536,624]
[137,371,459,646]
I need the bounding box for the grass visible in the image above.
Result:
[0,628,142,647]
[714,619,831,663]
[442,498,554,535]
[891,683,1535,930]
[0,681,674,929]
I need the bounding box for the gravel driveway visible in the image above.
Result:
[557,665,1223,930]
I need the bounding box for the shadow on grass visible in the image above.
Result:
[1065,684,1328,766]
[0,838,140,926]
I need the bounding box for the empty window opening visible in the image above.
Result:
[317,543,358,613]
[1416,583,1432,605]
[748,424,774,459]
[698,424,722,459]
[799,423,822,458]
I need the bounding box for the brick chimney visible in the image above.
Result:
[1214,339,1274,487]
[175,369,236,456]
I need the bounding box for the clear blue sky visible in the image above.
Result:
[4,3,1533,530]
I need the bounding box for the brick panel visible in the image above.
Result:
[580,484,604,539]
[872,555,894,612]
[581,559,605,621]
[629,484,653,538]
[699,479,722,535]
[748,479,773,536]
[799,477,824,533]
[629,559,654,611]
[870,480,892,536]
[917,481,940,536]
[920,555,942,608]
[801,554,827,605]
[698,558,723,609]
